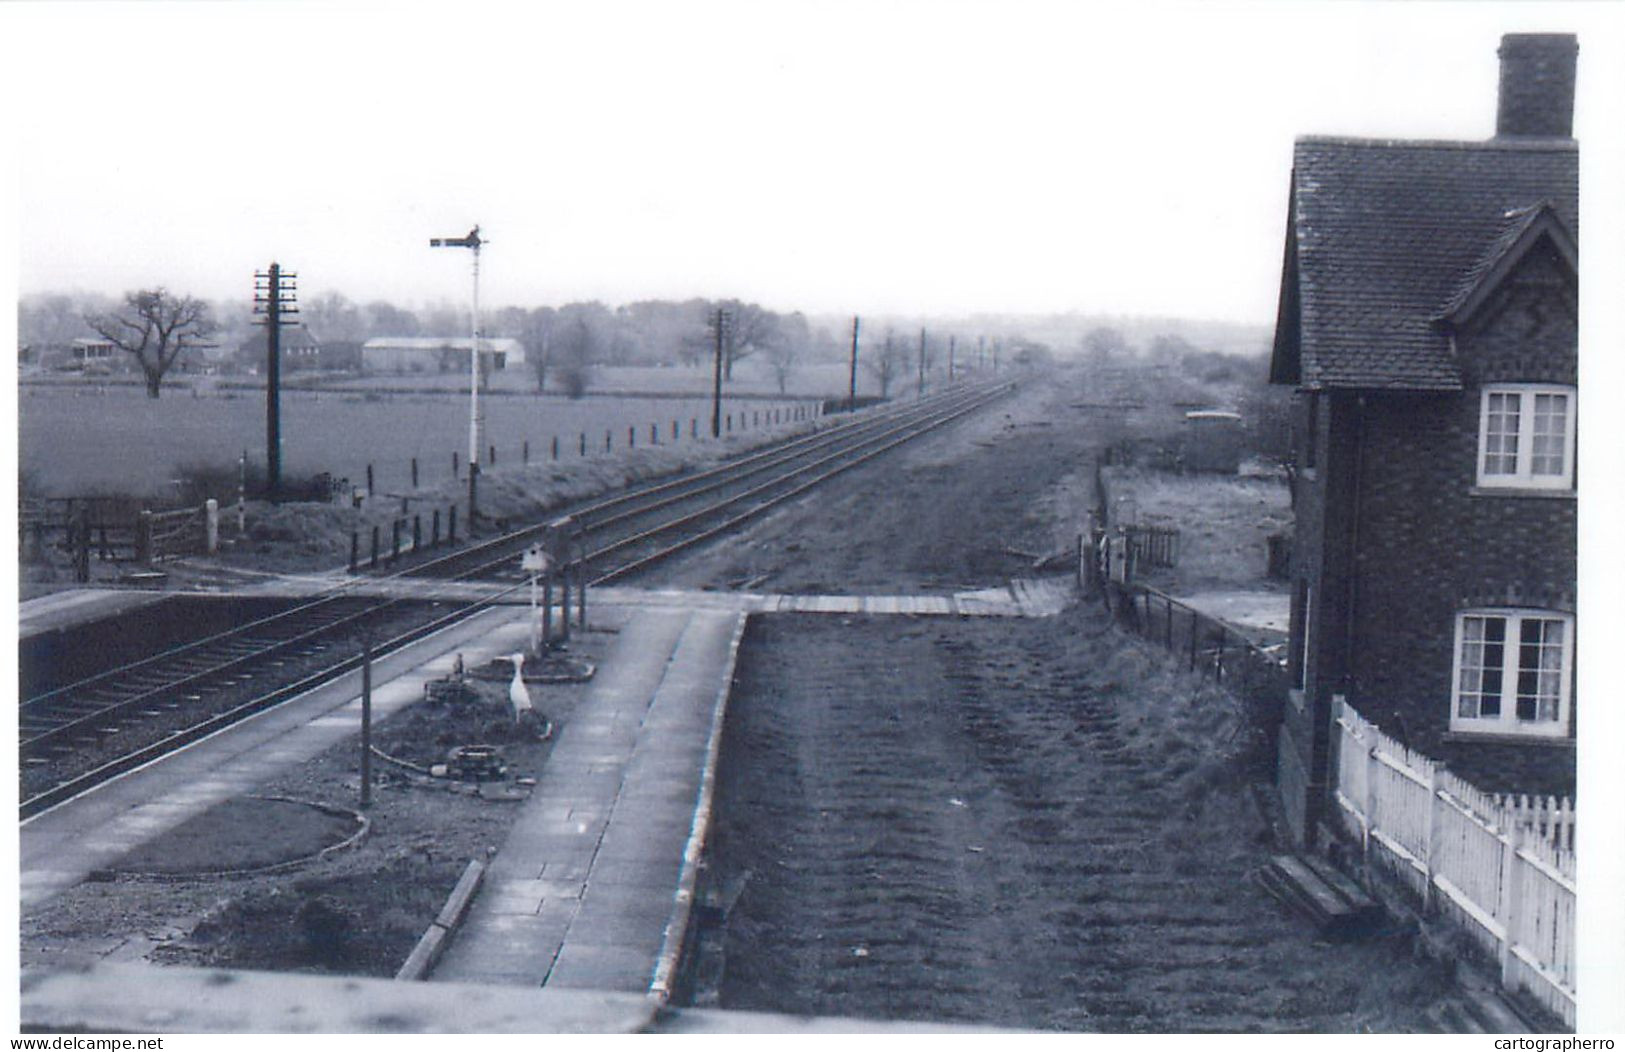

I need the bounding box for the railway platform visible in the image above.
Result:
[20,576,1073,1031]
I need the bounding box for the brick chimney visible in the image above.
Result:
[1496,33,1578,138]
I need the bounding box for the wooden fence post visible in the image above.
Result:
[1362,736,1380,884]
[1423,760,1440,912]
[1498,823,1526,992]
[136,509,154,567]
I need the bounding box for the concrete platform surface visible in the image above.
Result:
[19,587,171,640]
[434,604,746,994]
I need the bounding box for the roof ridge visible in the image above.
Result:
[1296,134,1577,153]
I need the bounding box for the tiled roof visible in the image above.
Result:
[1281,136,1577,390]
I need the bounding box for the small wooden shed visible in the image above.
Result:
[1182,410,1244,473]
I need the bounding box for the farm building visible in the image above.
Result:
[237,325,324,371]
[69,338,117,369]
[1267,34,1577,844]
[362,336,525,375]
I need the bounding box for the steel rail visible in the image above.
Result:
[19,379,1015,819]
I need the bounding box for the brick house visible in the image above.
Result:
[1268,35,1578,844]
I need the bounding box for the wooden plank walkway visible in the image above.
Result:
[153,575,1080,619]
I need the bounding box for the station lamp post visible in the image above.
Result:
[430,225,486,528]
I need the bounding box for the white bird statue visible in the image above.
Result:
[507,653,534,721]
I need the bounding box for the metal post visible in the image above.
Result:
[559,551,572,643]
[413,514,421,553]
[265,262,283,496]
[360,638,373,809]
[412,456,419,488]
[541,575,552,649]
[349,530,359,573]
[366,463,374,496]
[370,525,379,570]
[449,505,458,544]
[712,307,725,437]
[1189,609,1199,670]
[453,450,459,479]
[432,509,441,547]
[917,327,926,399]
[849,315,859,408]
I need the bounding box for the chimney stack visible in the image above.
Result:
[1496,33,1578,138]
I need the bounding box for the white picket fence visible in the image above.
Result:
[1332,699,1576,1028]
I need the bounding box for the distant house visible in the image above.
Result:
[69,338,117,370]
[238,325,323,372]
[1267,35,1578,843]
[361,337,525,375]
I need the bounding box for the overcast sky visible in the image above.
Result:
[5,1,1622,324]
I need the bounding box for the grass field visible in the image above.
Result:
[18,382,817,497]
[303,358,871,399]
[1104,463,1292,593]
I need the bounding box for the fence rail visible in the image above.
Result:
[1333,699,1576,1027]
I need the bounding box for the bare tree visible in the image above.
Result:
[554,316,597,398]
[523,307,557,392]
[765,316,808,394]
[718,299,779,380]
[85,288,217,398]
[1083,326,1128,366]
[866,328,908,398]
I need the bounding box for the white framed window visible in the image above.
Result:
[1450,609,1573,738]
[1477,384,1575,489]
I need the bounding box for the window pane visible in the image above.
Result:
[1515,617,1565,722]
[1483,392,1521,475]
[1531,393,1568,476]
[1457,615,1504,719]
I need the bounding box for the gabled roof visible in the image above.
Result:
[1437,202,1577,325]
[1271,136,1577,391]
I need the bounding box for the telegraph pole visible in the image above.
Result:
[430,225,485,528]
[711,307,728,437]
[848,315,860,408]
[917,327,927,399]
[252,263,298,496]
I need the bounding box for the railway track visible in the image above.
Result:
[19,378,1015,820]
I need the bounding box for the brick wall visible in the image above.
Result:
[1339,247,1576,796]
